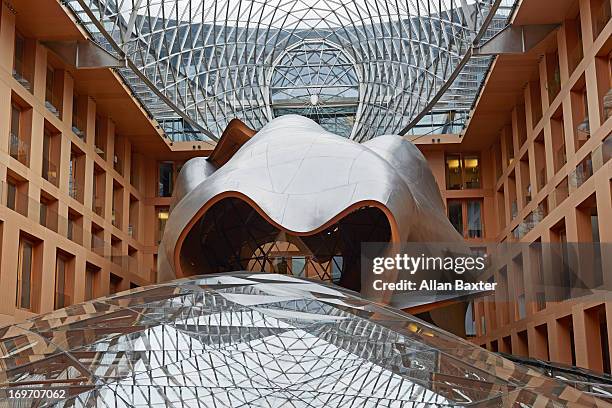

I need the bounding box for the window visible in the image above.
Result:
[42,128,59,185]
[69,147,85,202]
[67,220,74,243]
[6,178,27,217]
[505,133,515,166]
[129,195,139,238]
[72,94,85,140]
[10,104,20,139]
[17,239,34,310]
[93,165,105,217]
[111,236,122,266]
[54,254,70,309]
[448,199,483,238]
[40,194,58,231]
[448,200,463,234]
[68,152,79,200]
[158,162,174,197]
[445,154,462,189]
[445,153,481,189]
[112,182,123,229]
[94,117,106,157]
[467,200,483,238]
[45,67,54,107]
[130,151,139,188]
[91,223,105,257]
[463,155,481,188]
[6,180,17,211]
[42,129,51,180]
[156,207,169,243]
[13,32,32,91]
[13,33,25,76]
[85,265,99,301]
[9,102,29,165]
[10,104,23,162]
[39,200,48,228]
[110,273,123,294]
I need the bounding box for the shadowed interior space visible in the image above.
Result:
[179,197,391,291]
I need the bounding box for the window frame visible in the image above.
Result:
[13,32,26,76]
[447,199,484,239]
[16,238,34,310]
[157,161,175,197]
[445,152,482,190]
[54,254,68,310]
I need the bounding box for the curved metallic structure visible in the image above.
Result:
[65,0,504,140]
[159,115,462,289]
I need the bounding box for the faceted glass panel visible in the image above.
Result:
[0,273,606,406]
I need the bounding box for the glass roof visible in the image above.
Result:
[0,273,606,406]
[63,0,516,141]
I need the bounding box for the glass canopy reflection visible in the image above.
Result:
[0,273,606,406]
[64,0,511,140]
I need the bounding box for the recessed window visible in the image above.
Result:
[13,34,25,77]
[54,254,72,309]
[156,207,170,243]
[467,200,483,238]
[93,164,106,217]
[111,235,122,266]
[72,93,86,140]
[69,146,85,203]
[129,195,139,238]
[447,199,483,239]
[445,153,481,190]
[463,155,481,188]
[9,103,29,165]
[94,117,106,158]
[445,154,461,189]
[42,126,60,186]
[45,68,55,109]
[6,180,17,211]
[448,200,463,234]
[91,223,105,257]
[6,177,27,217]
[39,199,48,228]
[85,264,99,301]
[17,238,35,310]
[10,103,20,140]
[39,194,58,232]
[158,162,174,197]
[112,181,124,229]
[110,273,123,294]
[13,32,32,91]
[45,65,62,118]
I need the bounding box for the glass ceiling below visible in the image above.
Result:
[0,273,606,406]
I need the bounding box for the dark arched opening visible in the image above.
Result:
[179,197,391,291]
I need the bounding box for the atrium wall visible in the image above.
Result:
[0,2,212,325]
[419,0,611,374]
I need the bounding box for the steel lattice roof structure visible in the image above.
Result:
[0,273,608,406]
[63,0,515,141]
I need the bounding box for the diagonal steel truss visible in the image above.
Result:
[63,0,505,140]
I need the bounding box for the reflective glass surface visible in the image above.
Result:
[0,273,606,406]
[62,0,517,141]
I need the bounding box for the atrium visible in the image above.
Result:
[0,0,609,406]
